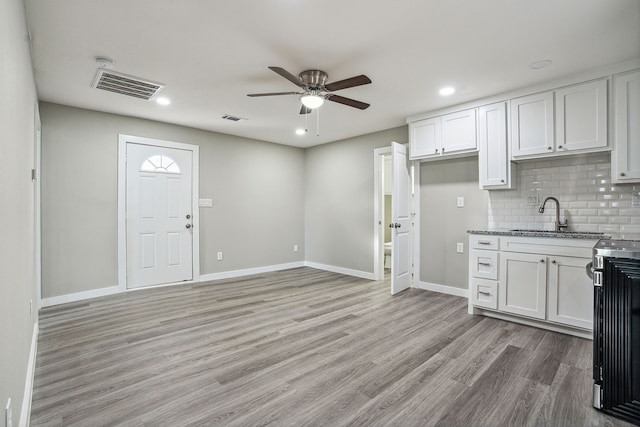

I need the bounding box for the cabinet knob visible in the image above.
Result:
[501,179,505,183]
[621,172,626,177]
[547,146,553,150]
[558,145,563,149]
[435,148,439,154]
[551,260,557,264]
[442,147,446,153]
[540,259,545,263]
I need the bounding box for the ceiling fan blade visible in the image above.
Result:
[268,66,305,88]
[300,105,312,115]
[327,94,370,110]
[247,91,301,97]
[324,75,371,91]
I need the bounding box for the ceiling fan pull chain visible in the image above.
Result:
[316,106,320,136]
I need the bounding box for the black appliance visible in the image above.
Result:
[590,239,640,425]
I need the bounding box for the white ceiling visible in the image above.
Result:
[24,0,640,148]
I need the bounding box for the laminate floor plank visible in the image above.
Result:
[31,267,630,426]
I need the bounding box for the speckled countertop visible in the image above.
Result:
[467,229,611,240]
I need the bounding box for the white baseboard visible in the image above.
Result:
[19,322,38,427]
[414,280,470,298]
[197,261,305,283]
[40,285,122,307]
[304,261,375,281]
[40,261,374,307]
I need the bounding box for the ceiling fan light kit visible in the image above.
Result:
[300,93,324,109]
[248,66,371,114]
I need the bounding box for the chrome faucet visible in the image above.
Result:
[538,196,568,232]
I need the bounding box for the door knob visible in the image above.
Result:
[394,223,401,229]
[186,224,192,229]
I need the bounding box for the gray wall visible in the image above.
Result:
[419,157,489,289]
[40,103,305,298]
[0,0,39,422]
[304,126,408,273]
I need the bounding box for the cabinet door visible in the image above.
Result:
[409,117,441,159]
[555,79,607,152]
[612,70,640,183]
[511,92,554,158]
[499,252,547,320]
[478,102,512,189]
[441,109,477,154]
[547,256,593,330]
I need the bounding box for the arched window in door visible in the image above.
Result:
[140,155,181,174]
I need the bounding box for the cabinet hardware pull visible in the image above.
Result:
[478,291,492,295]
[478,262,491,266]
[478,241,492,245]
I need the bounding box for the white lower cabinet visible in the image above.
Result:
[499,252,547,320]
[469,235,597,335]
[547,255,594,329]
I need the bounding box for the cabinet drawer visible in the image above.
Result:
[471,278,498,310]
[470,235,499,251]
[471,250,498,280]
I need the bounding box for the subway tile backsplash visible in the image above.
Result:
[488,153,640,239]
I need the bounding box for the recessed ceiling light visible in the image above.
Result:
[529,60,552,70]
[156,97,171,105]
[439,86,455,96]
[295,128,307,135]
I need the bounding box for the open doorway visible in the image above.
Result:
[374,146,392,281]
[374,143,414,293]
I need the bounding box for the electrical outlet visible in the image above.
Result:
[293,245,299,252]
[527,195,539,206]
[456,242,464,253]
[5,398,13,427]
[216,252,223,261]
[457,197,464,208]
[632,191,640,208]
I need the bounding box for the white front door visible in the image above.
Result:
[126,143,193,288]
[391,142,412,294]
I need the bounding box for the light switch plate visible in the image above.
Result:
[632,192,640,208]
[527,195,539,206]
[457,197,464,208]
[456,242,464,253]
[199,198,213,208]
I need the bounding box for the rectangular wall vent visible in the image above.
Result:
[92,69,165,100]
[222,114,246,122]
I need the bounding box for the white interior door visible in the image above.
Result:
[391,142,412,294]
[126,143,193,288]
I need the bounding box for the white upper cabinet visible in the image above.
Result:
[409,108,477,160]
[441,109,477,154]
[478,102,513,189]
[511,91,554,157]
[555,79,607,152]
[511,79,608,160]
[612,70,640,183]
[409,117,440,158]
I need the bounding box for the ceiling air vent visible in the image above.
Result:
[222,114,246,122]
[92,69,165,100]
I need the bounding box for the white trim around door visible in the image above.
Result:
[117,134,200,290]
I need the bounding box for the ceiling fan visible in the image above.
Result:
[247,67,372,114]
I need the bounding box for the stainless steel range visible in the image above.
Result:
[590,239,640,425]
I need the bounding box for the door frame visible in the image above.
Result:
[117,134,200,290]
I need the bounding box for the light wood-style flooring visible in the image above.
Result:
[31,267,633,426]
